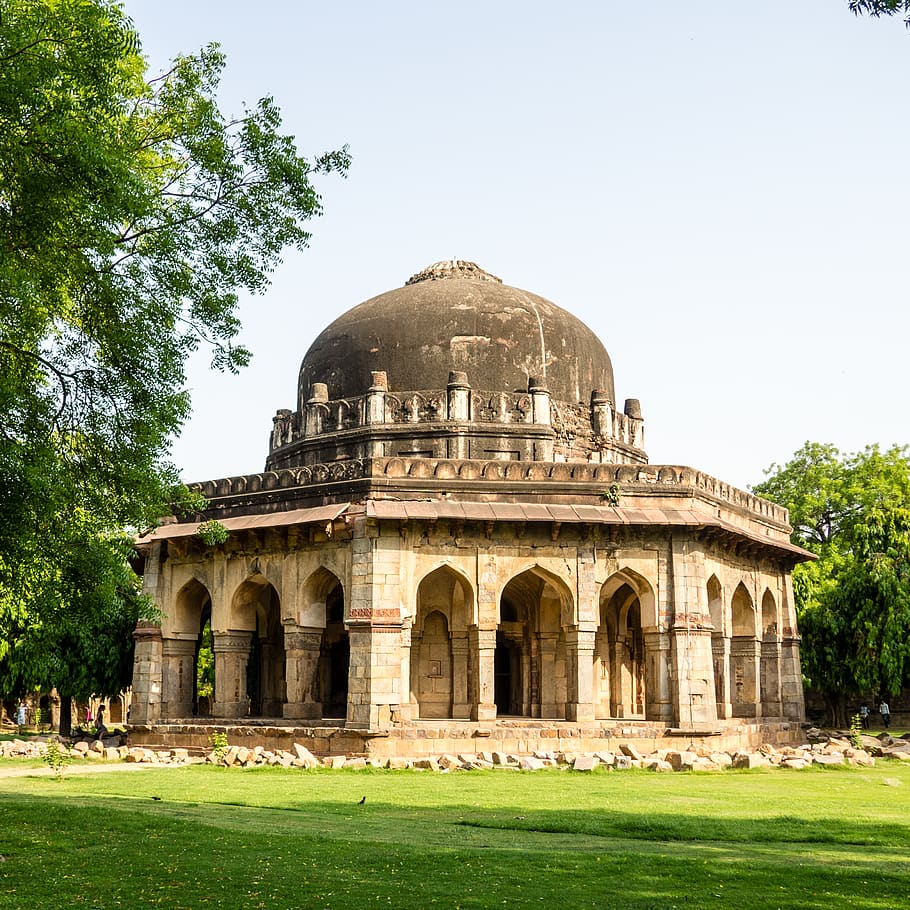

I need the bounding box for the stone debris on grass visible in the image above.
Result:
[3,731,910,774]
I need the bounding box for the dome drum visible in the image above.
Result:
[267,261,646,470]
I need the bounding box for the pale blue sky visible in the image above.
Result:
[125,1,910,491]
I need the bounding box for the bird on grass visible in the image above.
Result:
[358,796,366,805]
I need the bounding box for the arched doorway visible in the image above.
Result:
[412,566,472,719]
[707,575,728,718]
[171,578,212,718]
[319,582,349,717]
[232,576,285,718]
[730,582,759,718]
[496,568,570,719]
[595,572,656,720]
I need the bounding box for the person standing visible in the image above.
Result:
[16,702,27,733]
[859,703,870,729]
[95,702,107,741]
[879,700,891,729]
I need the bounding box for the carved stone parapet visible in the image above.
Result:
[213,632,254,652]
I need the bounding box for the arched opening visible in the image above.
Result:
[232,576,285,718]
[761,589,778,639]
[730,582,759,718]
[412,565,472,719]
[496,568,570,719]
[195,606,214,716]
[707,575,726,715]
[595,572,656,720]
[173,578,212,719]
[760,588,782,715]
[318,582,349,717]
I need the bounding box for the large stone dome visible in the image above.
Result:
[298,260,615,408]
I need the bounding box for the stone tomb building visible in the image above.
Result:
[130,261,810,757]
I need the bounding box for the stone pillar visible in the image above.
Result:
[470,627,497,721]
[780,635,805,721]
[712,636,732,719]
[213,631,253,718]
[346,623,405,730]
[161,637,197,720]
[447,371,471,421]
[670,626,718,727]
[130,622,163,725]
[451,631,471,719]
[538,632,559,718]
[529,378,551,426]
[365,371,387,425]
[565,629,595,722]
[343,514,407,730]
[624,399,644,450]
[283,628,323,720]
[760,638,783,718]
[305,383,328,436]
[730,638,762,718]
[590,390,614,438]
[643,631,674,722]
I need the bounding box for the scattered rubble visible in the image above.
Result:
[2,731,908,773]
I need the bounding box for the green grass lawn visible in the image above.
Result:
[0,762,908,909]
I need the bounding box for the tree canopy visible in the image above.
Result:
[753,443,910,723]
[0,0,349,714]
[849,1,910,26]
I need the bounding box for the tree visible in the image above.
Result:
[0,0,349,715]
[849,1,910,26]
[753,443,910,724]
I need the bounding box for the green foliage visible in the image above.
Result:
[754,443,910,717]
[850,0,910,27]
[209,731,228,762]
[195,520,229,546]
[849,715,863,749]
[601,482,621,506]
[197,620,214,700]
[0,1,348,701]
[41,738,72,780]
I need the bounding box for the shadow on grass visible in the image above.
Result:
[0,796,907,910]
[456,807,910,847]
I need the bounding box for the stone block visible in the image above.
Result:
[292,743,319,768]
[667,750,698,771]
[646,759,672,772]
[573,754,599,772]
[613,755,633,770]
[520,756,546,771]
[329,755,346,769]
[812,753,845,766]
[104,747,120,761]
[619,743,643,761]
[346,757,367,769]
[732,752,769,769]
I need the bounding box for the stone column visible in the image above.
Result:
[565,629,595,722]
[590,390,614,438]
[130,622,163,725]
[644,631,674,722]
[780,635,805,721]
[712,635,732,719]
[470,627,497,721]
[537,632,559,718]
[730,637,762,718]
[451,631,471,719]
[284,628,323,720]
[669,626,718,727]
[760,638,783,718]
[161,637,197,720]
[305,383,328,436]
[529,378,551,426]
[213,631,253,718]
[624,398,644,450]
[346,623,405,730]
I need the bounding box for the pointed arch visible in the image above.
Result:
[412,565,475,719]
[495,566,573,719]
[173,578,212,636]
[300,566,345,628]
[761,589,778,639]
[706,574,728,717]
[229,574,285,718]
[731,582,756,638]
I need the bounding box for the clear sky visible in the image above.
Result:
[124,1,910,492]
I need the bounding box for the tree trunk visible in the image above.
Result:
[58,694,72,737]
[822,691,847,728]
